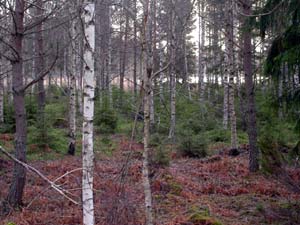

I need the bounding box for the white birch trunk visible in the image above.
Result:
[77,29,84,116]
[68,12,77,155]
[82,2,95,225]
[143,1,154,224]
[158,26,164,103]
[150,89,155,128]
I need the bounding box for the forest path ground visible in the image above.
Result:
[1,135,300,225]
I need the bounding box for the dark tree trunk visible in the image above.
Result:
[242,0,259,172]
[6,0,27,209]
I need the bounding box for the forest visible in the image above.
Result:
[0,0,299,224]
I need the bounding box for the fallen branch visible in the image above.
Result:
[0,146,79,205]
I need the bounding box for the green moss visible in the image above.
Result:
[256,203,265,212]
[188,205,223,225]
[189,214,223,225]
[163,174,183,196]
[169,181,182,195]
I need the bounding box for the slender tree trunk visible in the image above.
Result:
[198,0,205,102]
[237,30,247,131]
[142,1,154,224]
[183,32,192,100]
[149,0,156,130]
[120,2,129,103]
[77,73,83,115]
[6,0,27,209]
[223,77,229,129]
[78,29,84,116]
[242,0,259,172]
[222,2,229,129]
[35,0,46,147]
[225,0,238,149]
[133,0,138,97]
[68,7,77,155]
[82,1,95,224]
[158,40,164,102]
[0,61,4,123]
[95,0,103,104]
[107,3,113,106]
[168,6,176,141]
[157,4,164,103]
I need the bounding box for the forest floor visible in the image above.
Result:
[1,134,300,225]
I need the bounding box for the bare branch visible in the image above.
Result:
[0,146,79,205]
[18,45,58,93]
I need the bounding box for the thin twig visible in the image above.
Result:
[0,146,79,205]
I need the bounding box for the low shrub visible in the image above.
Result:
[0,102,15,133]
[94,135,116,156]
[206,129,231,143]
[27,126,68,153]
[152,146,170,167]
[95,108,118,134]
[259,131,283,174]
[178,133,208,158]
[149,132,163,147]
[45,103,68,128]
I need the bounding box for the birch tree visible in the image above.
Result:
[68,2,78,155]
[82,1,95,224]
[142,0,154,223]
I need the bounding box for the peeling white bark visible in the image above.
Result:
[82,2,95,225]
[68,11,77,155]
